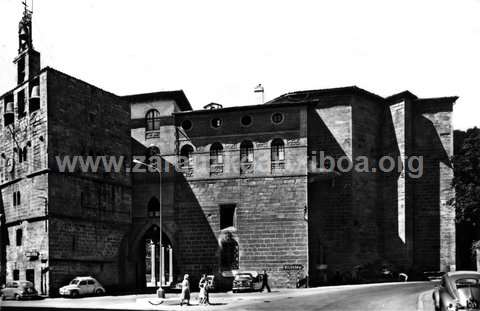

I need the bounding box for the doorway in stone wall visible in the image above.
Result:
[26,269,35,286]
[142,225,174,287]
[220,231,239,271]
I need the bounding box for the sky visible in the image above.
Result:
[0,0,479,130]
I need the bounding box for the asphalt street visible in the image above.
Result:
[0,281,436,311]
[230,282,436,311]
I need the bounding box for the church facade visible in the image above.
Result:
[0,9,456,295]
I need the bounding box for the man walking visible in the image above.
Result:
[260,269,271,293]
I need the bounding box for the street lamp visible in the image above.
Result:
[132,158,165,299]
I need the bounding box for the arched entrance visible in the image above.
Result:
[141,225,174,287]
[219,231,239,271]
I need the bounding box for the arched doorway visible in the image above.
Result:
[141,225,174,287]
[220,231,239,271]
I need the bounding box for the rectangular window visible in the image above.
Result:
[13,191,21,206]
[272,145,285,161]
[13,269,20,281]
[220,204,236,229]
[241,147,254,163]
[16,228,23,246]
[17,89,26,118]
[17,58,25,84]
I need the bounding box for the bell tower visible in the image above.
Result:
[13,1,40,85]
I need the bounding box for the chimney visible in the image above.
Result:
[254,84,264,105]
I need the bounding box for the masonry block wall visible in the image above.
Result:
[45,69,132,294]
[173,106,309,288]
[307,97,353,281]
[0,67,49,292]
[351,96,384,266]
[413,98,455,272]
[128,96,187,289]
[380,97,416,269]
[176,177,308,288]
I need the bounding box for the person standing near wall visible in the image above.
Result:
[198,274,207,305]
[260,270,271,293]
[179,274,190,306]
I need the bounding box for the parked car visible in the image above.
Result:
[0,281,39,300]
[232,271,263,293]
[432,271,480,311]
[59,276,106,298]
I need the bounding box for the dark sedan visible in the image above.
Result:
[1,281,40,300]
[232,271,263,293]
[432,271,480,311]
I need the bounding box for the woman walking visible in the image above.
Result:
[179,274,191,306]
[198,274,207,305]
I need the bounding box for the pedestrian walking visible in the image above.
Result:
[179,274,191,306]
[260,269,271,293]
[198,274,207,305]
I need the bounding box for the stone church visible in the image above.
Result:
[0,9,456,295]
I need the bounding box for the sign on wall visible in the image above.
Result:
[282,264,304,271]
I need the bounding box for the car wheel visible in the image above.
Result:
[14,294,21,301]
[95,289,104,296]
[70,290,79,298]
[232,290,237,293]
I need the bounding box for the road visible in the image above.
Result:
[0,282,436,311]
[231,282,436,311]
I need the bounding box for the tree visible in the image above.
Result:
[450,127,480,226]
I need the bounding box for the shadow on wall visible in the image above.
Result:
[173,172,220,290]
[412,114,451,272]
[122,137,219,291]
[308,101,453,285]
[378,106,404,271]
[307,106,355,285]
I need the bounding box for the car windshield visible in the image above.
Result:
[456,278,480,288]
[235,274,252,280]
[19,281,33,288]
[70,279,79,285]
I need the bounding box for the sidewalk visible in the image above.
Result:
[1,290,283,310]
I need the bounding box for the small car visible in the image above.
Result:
[59,276,106,298]
[232,271,263,293]
[0,281,39,300]
[432,271,480,311]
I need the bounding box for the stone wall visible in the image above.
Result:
[0,69,49,292]
[45,69,132,294]
[172,106,309,288]
[413,99,455,272]
[176,176,308,288]
[380,97,416,269]
[307,96,354,282]
[351,96,383,266]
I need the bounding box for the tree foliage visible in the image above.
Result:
[451,127,480,226]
